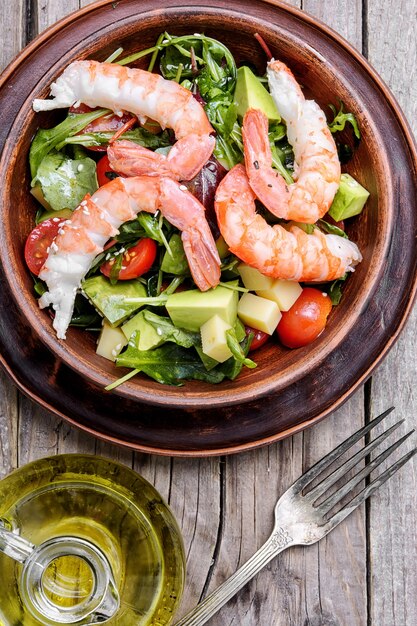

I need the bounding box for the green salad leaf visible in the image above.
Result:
[328,101,361,140]
[29,109,109,178]
[33,150,98,211]
[62,127,171,150]
[117,336,226,385]
[142,311,200,348]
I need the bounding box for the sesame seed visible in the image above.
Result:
[52,217,60,222]
[179,185,187,191]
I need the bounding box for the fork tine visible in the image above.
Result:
[307,420,405,502]
[317,429,414,515]
[324,446,417,533]
[293,407,395,493]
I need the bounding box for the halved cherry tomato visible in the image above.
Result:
[100,238,157,280]
[96,154,121,187]
[244,326,270,352]
[24,217,66,275]
[276,287,332,348]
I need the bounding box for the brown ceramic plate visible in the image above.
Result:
[0,0,416,456]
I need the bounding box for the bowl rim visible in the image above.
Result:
[0,0,417,454]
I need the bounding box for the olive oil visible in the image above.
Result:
[0,456,184,626]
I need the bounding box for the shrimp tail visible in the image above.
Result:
[108,134,215,181]
[215,165,361,282]
[158,177,221,290]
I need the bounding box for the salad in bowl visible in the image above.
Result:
[26,32,368,388]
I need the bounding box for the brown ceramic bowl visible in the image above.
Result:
[0,0,416,455]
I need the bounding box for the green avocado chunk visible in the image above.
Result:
[166,282,239,332]
[121,310,164,351]
[82,275,146,326]
[329,173,370,222]
[234,66,281,122]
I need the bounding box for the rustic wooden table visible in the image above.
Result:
[1,1,416,624]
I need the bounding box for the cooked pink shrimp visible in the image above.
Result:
[32,60,215,181]
[39,177,220,339]
[214,164,361,281]
[242,60,341,223]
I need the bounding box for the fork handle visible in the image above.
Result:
[173,528,293,626]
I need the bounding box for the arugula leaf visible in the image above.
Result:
[327,273,348,305]
[33,151,98,211]
[328,101,360,140]
[161,233,189,275]
[29,109,109,178]
[69,294,102,329]
[116,336,226,385]
[318,219,349,238]
[217,334,254,380]
[63,127,171,151]
[142,311,200,348]
[226,329,257,369]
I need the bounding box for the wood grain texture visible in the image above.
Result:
[365,1,417,623]
[0,1,416,625]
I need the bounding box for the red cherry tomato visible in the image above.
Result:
[276,287,333,348]
[100,238,157,280]
[244,326,270,351]
[96,154,122,187]
[24,218,66,275]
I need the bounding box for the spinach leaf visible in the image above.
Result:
[29,109,109,178]
[33,151,98,211]
[116,336,226,385]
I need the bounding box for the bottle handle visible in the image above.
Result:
[0,519,119,625]
[0,518,35,563]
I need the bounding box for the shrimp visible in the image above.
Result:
[38,176,221,339]
[214,164,362,282]
[32,60,215,181]
[242,60,341,223]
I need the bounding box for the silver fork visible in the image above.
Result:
[174,408,416,626]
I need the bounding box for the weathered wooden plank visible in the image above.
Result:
[365,1,417,622]
[200,0,368,623]
[0,0,25,71]
[0,0,25,480]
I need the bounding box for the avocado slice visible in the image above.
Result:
[329,173,370,222]
[82,275,147,326]
[166,282,239,332]
[234,66,280,122]
[121,310,164,351]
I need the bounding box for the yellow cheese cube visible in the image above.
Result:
[237,263,274,291]
[257,279,302,311]
[237,293,281,335]
[200,315,233,363]
[96,321,128,362]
